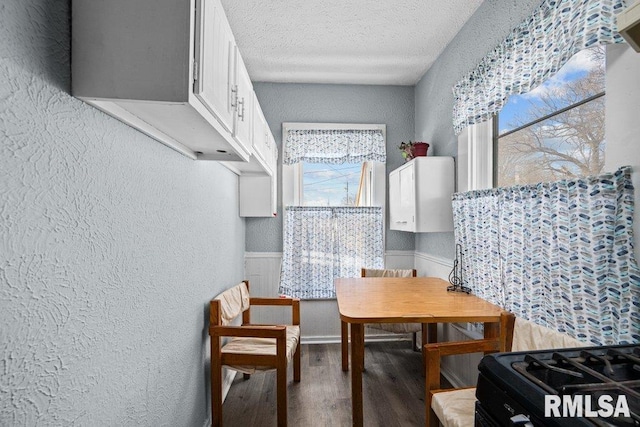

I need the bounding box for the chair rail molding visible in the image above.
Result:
[414,251,454,280]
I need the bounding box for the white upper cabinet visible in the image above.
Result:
[389,157,455,233]
[251,95,277,176]
[389,164,416,230]
[73,0,278,216]
[232,50,254,148]
[72,0,260,164]
[238,93,278,217]
[194,0,236,134]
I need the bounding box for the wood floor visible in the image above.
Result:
[222,341,449,426]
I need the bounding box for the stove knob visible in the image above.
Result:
[509,414,534,427]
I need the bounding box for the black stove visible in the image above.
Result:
[475,344,640,426]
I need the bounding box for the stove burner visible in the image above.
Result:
[477,344,640,426]
[511,348,640,424]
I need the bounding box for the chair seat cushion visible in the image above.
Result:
[511,317,584,351]
[431,388,476,427]
[222,325,300,374]
[368,322,422,334]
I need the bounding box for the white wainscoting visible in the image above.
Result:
[244,251,415,343]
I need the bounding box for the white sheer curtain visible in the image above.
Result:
[278,127,386,299]
[279,207,384,299]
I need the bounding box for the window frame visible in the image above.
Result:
[492,47,607,188]
[281,123,386,208]
[457,119,494,192]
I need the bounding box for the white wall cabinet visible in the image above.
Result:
[194,0,236,135]
[389,157,455,232]
[238,97,277,217]
[73,0,278,217]
[72,0,249,161]
[232,49,254,149]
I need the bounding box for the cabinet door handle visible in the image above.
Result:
[230,85,238,108]
[396,221,408,224]
[238,97,245,121]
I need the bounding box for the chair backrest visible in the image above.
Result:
[361,268,417,278]
[211,281,251,326]
[511,317,584,351]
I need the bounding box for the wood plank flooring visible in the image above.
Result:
[222,341,449,426]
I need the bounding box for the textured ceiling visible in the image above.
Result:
[220,0,484,86]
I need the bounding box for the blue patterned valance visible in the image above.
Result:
[452,166,640,345]
[284,129,386,165]
[452,0,627,135]
[279,206,384,299]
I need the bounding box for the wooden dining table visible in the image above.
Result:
[335,276,513,427]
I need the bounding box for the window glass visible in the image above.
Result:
[301,162,362,206]
[496,46,605,187]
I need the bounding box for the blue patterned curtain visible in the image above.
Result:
[452,0,627,135]
[452,167,640,345]
[283,129,386,165]
[279,207,384,299]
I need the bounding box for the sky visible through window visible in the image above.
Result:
[302,162,361,206]
[496,46,605,186]
[498,48,605,135]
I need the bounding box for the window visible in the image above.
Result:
[282,123,386,208]
[300,162,363,207]
[279,124,386,299]
[495,46,606,187]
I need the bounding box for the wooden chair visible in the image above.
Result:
[424,315,585,427]
[209,280,301,427]
[360,268,426,350]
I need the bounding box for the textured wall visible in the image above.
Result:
[1,0,245,425]
[247,83,415,252]
[413,0,550,259]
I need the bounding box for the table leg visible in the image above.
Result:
[350,323,364,427]
[484,320,499,355]
[427,323,437,343]
[341,320,349,371]
[421,323,438,376]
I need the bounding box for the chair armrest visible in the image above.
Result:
[424,338,501,357]
[209,324,287,339]
[250,297,299,306]
[424,338,501,393]
[247,297,301,326]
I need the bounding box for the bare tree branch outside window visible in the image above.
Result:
[496,46,606,187]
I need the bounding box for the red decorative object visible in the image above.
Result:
[399,141,431,161]
[413,142,429,157]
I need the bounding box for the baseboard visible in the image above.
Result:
[441,367,467,389]
[222,368,237,401]
[203,369,237,427]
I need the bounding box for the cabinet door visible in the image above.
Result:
[194,0,236,133]
[265,129,277,177]
[252,95,267,163]
[389,169,402,229]
[233,50,253,148]
[389,163,415,231]
[398,165,416,229]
